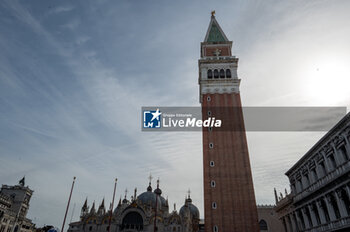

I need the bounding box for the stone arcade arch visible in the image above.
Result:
[120,211,143,231]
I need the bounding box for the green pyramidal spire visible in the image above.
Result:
[204,13,229,43]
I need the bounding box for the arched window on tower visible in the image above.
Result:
[214,69,219,78]
[259,219,268,231]
[207,70,213,79]
[219,69,225,78]
[226,69,231,78]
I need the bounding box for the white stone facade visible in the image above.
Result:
[198,57,240,102]
[68,182,200,232]
[275,112,350,232]
[0,179,35,232]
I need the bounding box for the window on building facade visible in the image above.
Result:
[328,154,337,170]
[213,225,218,232]
[212,202,217,209]
[259,220,268,230]
[226,69,231,78]
[297,179,303,192]
[214,69,219,78]
[318,161,326,177]
[219,69,225,78]
[303,174,310,187]
[207,70,213,79]
[207,96,211,101]
[291,183,296,193]
[209,143,214,148]
[211,180,216,187]
[210,161,215,167]
[310,168,318,183]
[339,145,349,161]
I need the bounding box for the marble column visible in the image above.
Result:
[287,215,293,232]
[320,151,330,174]
[301,207,311,229]
[335,188,348,217]
[341,132,350,159]
[325,194,337,221]
[282,217,288,232]
[295,211,303,230]
[291,213,298,232]
[316,199,327,224]
[308,204,318,227]
[345,184,350,200]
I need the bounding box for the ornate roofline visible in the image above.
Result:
[285,111,350,176]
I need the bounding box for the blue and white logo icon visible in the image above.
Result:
[143,109,162,128]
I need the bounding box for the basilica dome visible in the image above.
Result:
[137,183,167,208]
[137,190,162,208]
[179,197,199,219]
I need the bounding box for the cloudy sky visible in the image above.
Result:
[1,0,350,229]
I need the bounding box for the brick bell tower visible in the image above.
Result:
[199,12,259,232]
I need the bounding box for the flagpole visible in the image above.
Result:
[61,177,76,232]
[108,178,118,232]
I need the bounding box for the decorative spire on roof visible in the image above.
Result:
[134,188,137,201]
[123,189,128,204]
[185,189,192,204]
[154,178,162,195]
[19,176,25,186]
[80,197,89,218]
[274,188,278,204]
[98,198,105,215]
[147,173,153,192]
[90,201,95,214]
[82,197,88,209]
[204,11,229,43]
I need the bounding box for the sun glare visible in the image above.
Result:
[303,57,350,105]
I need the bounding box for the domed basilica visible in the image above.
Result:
[68,179,200,232]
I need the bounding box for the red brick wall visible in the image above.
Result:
[202,93,259,232]
[204,47,231,57]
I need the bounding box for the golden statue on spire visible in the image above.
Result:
[211,10,215,17]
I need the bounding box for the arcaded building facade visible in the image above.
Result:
[275,112,350,231]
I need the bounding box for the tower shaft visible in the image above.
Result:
[199,14,259,232]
